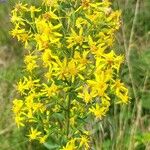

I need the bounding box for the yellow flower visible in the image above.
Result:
[11,24,26,41]
[34,33,49,50]
[29,6,41,15]
[28,127,41,140]
[78,86,96,104]
[75,17,87,28]
[61,139,77,150]
[41,82,59,97]
[54,57,68,80]
[42,0,59,7]
[11,25,32,48]
[42,11,59,20]
[79,135,89,149]
[89,104,109,119]
[25,109,34,120]
[36,18,62,37]
[24,54,38,72]
[88,35,106,57]
[112,79,129,104]
[34,18,62,49]
[41,49,59,67]
[25,99,34,110]
[39,135,48,143]
[107,10,121,30]
[73,51,90,66]
[33,103,46,113]
[66,28,84,49]
[20,33,33,48]
[67,60,85,82]
[102,50,124,72]
[12,2,28,13]
[44,66,53,81]
[10,13,24,25]
[24,54,37,63]
[15,115,25,128]
[16,77,27,95]
[25,76,40,90]
[87,72,109,97]
[30,7,41,19]
[12,99,24,114]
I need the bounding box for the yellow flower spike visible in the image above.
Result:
[50,23,62,31]
[11,0,129,147]
[35,18,48,34]
[28,127,42,141]
[68,60,77,83]
[88,35,97,50]
[114,55,124,73]
[35,17,61,34]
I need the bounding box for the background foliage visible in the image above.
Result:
[0,0,150,149]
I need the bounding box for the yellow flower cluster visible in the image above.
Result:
[11,0,129,149]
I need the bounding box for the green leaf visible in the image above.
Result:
[52,112,65,121]
[43,142,60,150]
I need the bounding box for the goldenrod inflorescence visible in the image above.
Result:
[11,0,129,149]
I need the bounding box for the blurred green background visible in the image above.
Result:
[0,0,150,149]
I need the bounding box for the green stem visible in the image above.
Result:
[66,92,71,138]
